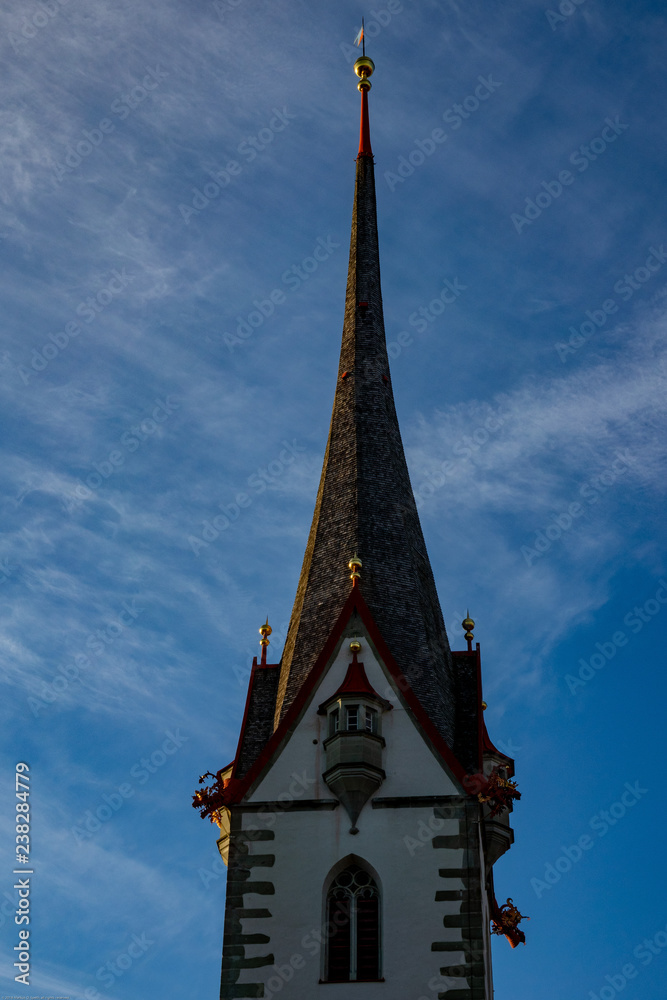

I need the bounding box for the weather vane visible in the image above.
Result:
[354,18,366,57]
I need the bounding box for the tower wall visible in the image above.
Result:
[219,637,493,1000]
[221,802,491,1000]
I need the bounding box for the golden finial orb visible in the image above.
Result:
[349,640,362,654]
[481,701,487,711]
[462,610,475,650]
[259,617,272,646]
[348,553,362,584]
[354,56,374,91]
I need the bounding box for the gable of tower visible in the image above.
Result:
[227,589,471,811]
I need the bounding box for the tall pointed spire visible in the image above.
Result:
[274,56,457,750]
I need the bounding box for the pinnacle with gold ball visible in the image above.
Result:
[354,56,374,91]
[462,611,475,652]
[259,617,272,665]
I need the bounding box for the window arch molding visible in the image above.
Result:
[321,855,383,983]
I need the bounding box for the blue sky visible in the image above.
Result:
[0,0,666,998]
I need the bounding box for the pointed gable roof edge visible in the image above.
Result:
[228,586,470,802]
[233,657,281,778]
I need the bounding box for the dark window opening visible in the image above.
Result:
[325,865,380,982]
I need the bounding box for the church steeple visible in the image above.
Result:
[274,57,458,756]
[199,57,522,1000]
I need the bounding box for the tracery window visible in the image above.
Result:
[325,864,380,982]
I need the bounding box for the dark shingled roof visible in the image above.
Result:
[273,91,459,753]
[235,665,280,778]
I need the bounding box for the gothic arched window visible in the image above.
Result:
[325,864,380,982]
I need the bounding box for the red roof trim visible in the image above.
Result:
[481,718,514,776]
[474,644,484,769]
[472,639,514,776]
[227,587,469,801]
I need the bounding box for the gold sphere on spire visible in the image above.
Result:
[348,553,362,584]
[354,56,375,78]
[354,56,374,91]
[259,617,272,647]
[462,612,475,644]
[349,640,362,654]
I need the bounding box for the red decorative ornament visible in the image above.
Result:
[475,766,521,818]
[192,769,236,822]
[491,897,529,948]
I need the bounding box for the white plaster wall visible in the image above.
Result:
[236,803,467,999]
[248,633,461,806]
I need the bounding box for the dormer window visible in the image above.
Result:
[329,709,340,736]
[317,642,393,832]
[327,703,380,735]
